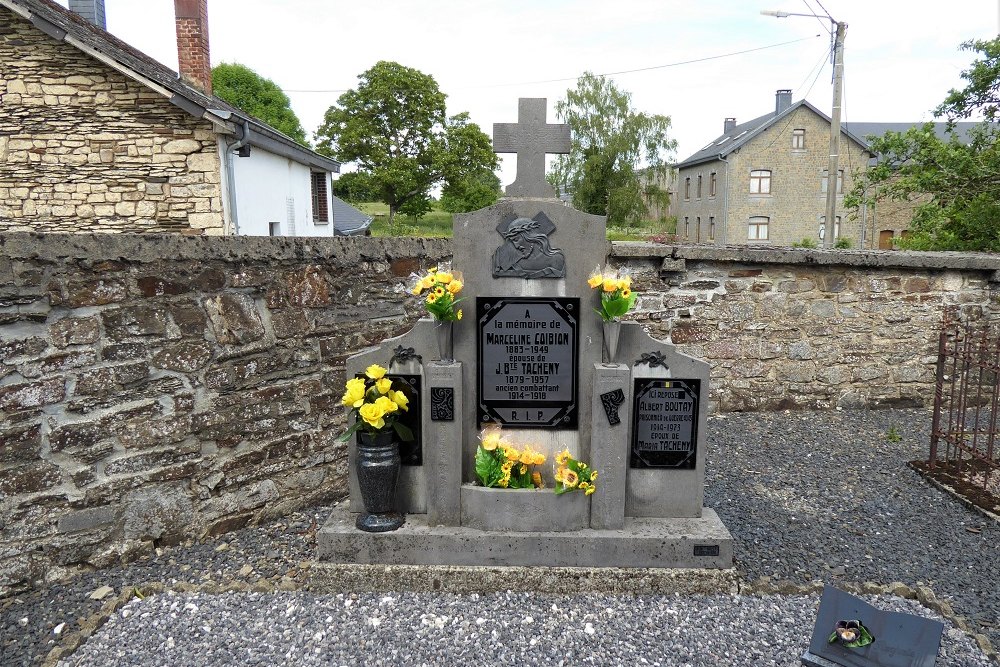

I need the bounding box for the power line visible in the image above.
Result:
[284,35,821,93]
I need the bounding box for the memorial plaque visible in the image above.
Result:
[631,378,700,469]
[355,374,422,466]
[803,586,944,667]
[477,296,579,428]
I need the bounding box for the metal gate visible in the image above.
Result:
[929,319,1000,492]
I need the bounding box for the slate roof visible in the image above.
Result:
[843,121,981,144]
[677,100,871,169]
[331,196,373,236]
[1,0,339,173]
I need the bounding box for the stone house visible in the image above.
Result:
[0,0,341,236]
[672,90,984,249]
[671,90,871,248]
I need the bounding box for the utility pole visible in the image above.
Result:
[823,21,847,248]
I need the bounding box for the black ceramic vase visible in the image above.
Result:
[355,431,405,532]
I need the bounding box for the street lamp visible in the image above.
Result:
[762,8,847,249]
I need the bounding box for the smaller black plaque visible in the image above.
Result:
[430,387,454,421]
[693,544,720,557]
[600,388,625,426]
[631,378,700,469]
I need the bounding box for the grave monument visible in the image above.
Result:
[317,98,733,569]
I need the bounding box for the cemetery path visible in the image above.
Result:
[1,408,997,666]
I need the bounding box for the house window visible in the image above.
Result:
[709,172,717,197]
[684,216,689,238]
[748,216,769,240]
[696,175,703,199]
[821,169,844,194]
[695,216,701,242]
[268,221,280,236]
[311,172,329,223]
[792,128,805,149]
[709,216,715,241]
[749,169,771,194]
[819,216,842,240]
[684,177,691,200]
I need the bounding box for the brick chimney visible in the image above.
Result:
[775,89,792,115]
[69,0,106,29]
[174,0,212,94]
[723,118,736,133]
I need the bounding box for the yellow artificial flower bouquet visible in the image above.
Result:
[554,448,598,496]
[588,266,637,322]
[474,425,546,489]
[337,364,413,442]
[411,265,464,322]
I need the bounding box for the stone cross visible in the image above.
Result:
[493,98,570,199]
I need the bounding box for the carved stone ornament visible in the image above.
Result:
[430,387,455,421]
[390,345,422,365]
[491,212,566,279]
[635,351,669,370]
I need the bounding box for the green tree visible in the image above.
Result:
[440,168,501,213]
[333,171,378,203]
[315,61,498,227]
[211,63,308,145]
[846,38,1000,251]
[549,73,676,226]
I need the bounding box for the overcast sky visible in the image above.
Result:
[56,0,998,185]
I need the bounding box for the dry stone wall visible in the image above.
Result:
[0,232,449,596]
[613,243,1000,412]
[0,6,224,234]
[2,232,999,596]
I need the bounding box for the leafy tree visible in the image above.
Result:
[212,63,308,145]
[936,38,1000,121]
[549,73,676,226]
[315,61,498,227]
[440,168,501,213]
[334,171,378,203]
[846,38,1000,251]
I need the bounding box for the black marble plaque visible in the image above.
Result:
[600,388,625,426]
[630,378,700,469]
[803,586,944,667]
[355,373,421,466]
[477,296,578,428]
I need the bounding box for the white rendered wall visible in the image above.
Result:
[230,148,334,237]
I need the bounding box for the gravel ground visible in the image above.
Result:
[56,590,993,667]
[2,407,998,666]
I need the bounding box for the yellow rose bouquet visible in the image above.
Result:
[337,364,413,442]
[474,425,546,489]
[587,266,637,322]
[554,448,597,496]
[410,266,464,322]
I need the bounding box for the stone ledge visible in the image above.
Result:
[317,505,733,569]
[0,232,452,265]
[611,241,1000,272]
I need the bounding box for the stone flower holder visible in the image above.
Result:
[460,484,590,532]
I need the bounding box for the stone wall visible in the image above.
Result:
[613,243,1000,412]
[0,6,225,234]
[2,232,998,596]
[0,232,449,596]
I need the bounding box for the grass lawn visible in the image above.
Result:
[356,201,675,241]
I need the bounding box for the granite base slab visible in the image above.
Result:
[317,505,733,569]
